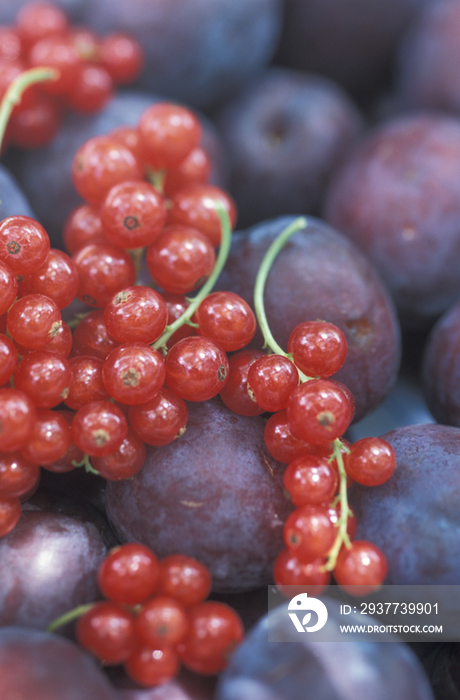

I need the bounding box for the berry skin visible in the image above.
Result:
[64,355,109,410]
[156,554,212,607]
[18,248,79,310]
[0,452,39,498]
[0,334,17,386]
[100,180,167,249]
[125,645,179,688]
[219,349,265,417]
[167,184,237,247]
[0,495,21,538]
[264,409,317,464]
[195,291,256,352]
[76,601,136,665]
[283,453,339,507]
[73,242,136,308]
[283,504,336,562]
[0,260,17,315]
[163,147,211,198]
[63,204,105,254]
[103,286,168,344]
[71,400,128,457]
[7,294,61,350]
[146,225,215,295]
[165,336,229,402]
[91,428,146,481]
[0,388,36,453]
[100,33,144,84]
[247,354,299,412]
[128,387,188,447]
[135,596,189,648]
[178,601,244,675]
[138,102,201,170]
[345,437,396,486]
[102,343,166,405]
[286,379,354,445]
[0,216,50,275]
[72,309,119,360]
[288,320,348,378]
[21,409,72,466]
[14,350,71,409]
[334,540,388,595]
[273,549,331,597]
[98,543,160,605]
[72,136,142,205]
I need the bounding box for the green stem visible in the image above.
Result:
[0,67,59,153]
[47,603,95,632]
[152,202,232,351]
[324,438,352,571]
[72,453,100,475]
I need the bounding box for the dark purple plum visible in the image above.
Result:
[6,91,227,248]
[396,0,460,114]
[0,490,116,630]
[105,399,293,593]
[0,627,117,700]
[215,67,364,228]
[215,599,434,700]
[216,215,401,422]
[349,424,460,584]
[276,0,432,101]
[422,300,460,426]
[324,113,460,330]
[80,0,282,110]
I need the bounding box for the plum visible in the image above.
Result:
[6,91,227,247]
[350,423,460,584]
[0,489,116,630]
[105,399,293,593]
[396,0,460,115]
[422,300,460,426]
[215,67,364,228]
[276,0,431,101]
[216,215,401,422]
[0,626,117,699]
[108,666,217,700]
[80,0,283,110]
[324,113,460,330]
[215,598,434,700]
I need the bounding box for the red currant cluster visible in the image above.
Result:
[0,1,144,149]
[51,543,244,687]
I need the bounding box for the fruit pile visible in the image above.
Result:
[0,0,143,149]
[50,543,243,687]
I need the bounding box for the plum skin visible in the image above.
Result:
[105,399,294,593]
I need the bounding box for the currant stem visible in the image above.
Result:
[0,66,59,153]
[324,438,352,572]
[47,603,95,632]
[152,202,232,350]
[72,453,100,475]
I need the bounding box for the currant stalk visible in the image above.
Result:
[252,216,352,573]
[0,66,59,150]
[153,202,232,351]
[47,602,95,633]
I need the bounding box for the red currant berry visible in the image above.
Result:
[273,549,330,597]
[0,215,50,275]
[0,334,17,386]
[73,242,136,308]
[76,601,136,665]
[98,543,159,605]
[63,204,105,255]
[146,225,215,295]
[66,63,113,114]
[43,410,83,474]
[125,645,179,688]
[103,286,168,344]
[7,294,61,349]
[161,292,196,348]
[64,355,109,410]
[14,350,71,408]
[138,102,201,170]
[288,320,347,378]
[91,428,146,481]
[157,554,212,607]
[128,387,188,447]
[165,336,229,402]
[0,495,21,537]
[29,36,82,95]
[327,503,357,541]
[334,541,388,595]
[284,454,339,507]
[8,92,62,149]
[283,504,336,561]
[286,379,353,445]
[72,309,119,360]
[0,452,39,498]
[102,343,166,405]
[163,147,211,198]
[178,602,243,675]
[21,408,72,465]
[18,248,79,310]
[100,33,144,84]
[0,388,36,453]
[135,596,189,648]
[219,349,265,417]
[0,260,17,315]
[167,184,237,247]
[264,410,317,464]
[72,136,142,205]
[247,354,299,412]
[100,180,167,249]
[71,400,128,457]
[345,437,396,486]
[17,2,68,47]
[195,291,256,351]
